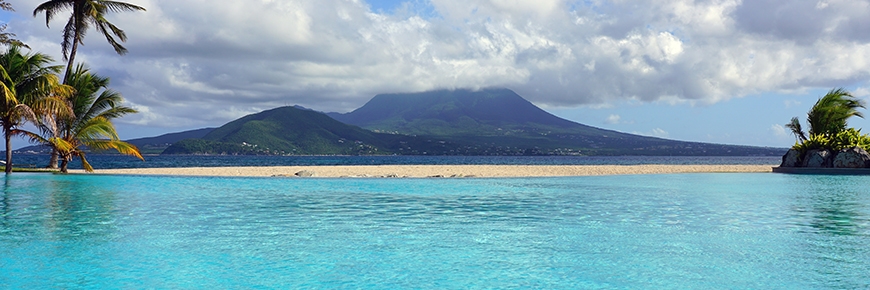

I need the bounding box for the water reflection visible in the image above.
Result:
[789,175,870,288]
[0,174,120,242]
[793,176,869,237]
[44,176,120,241]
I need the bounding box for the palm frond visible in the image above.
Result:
[87,139,143,160]
[103,1,145,12]
[786,117,806,142]
[806,88,866,137]
[32,0,73,27]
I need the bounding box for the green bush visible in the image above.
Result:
[831,128,870,151]
[792,128,870,152]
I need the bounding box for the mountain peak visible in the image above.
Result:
[330,88,579,134]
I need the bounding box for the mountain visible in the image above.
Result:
[163,106,461,155]
[328,88,581,135]
[328,88,782,155]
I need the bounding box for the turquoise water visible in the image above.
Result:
[1,173,868,288]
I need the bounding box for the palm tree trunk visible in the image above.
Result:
[48,150,59,168]
[5,125,12,174]
[60,158,68,173]
[63,16,80,84]
[47,26,81,170]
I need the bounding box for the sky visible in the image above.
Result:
[4,0,870,149]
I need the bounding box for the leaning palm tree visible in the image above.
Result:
[33,0,145,168]
[0,45,70,173]
[806,88,865,137]
[33,0,146,80]
[786,88,866,151]
[24,64,142,173]
[786,117,807,142]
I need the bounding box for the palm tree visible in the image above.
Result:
[787,88,866,146]
[33,0,145,80]
[786,117,807,143]
[33,0,144,168]
[0,45,70,173]
[24,64,142,173]
[806,88,865,137]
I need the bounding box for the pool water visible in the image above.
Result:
[1,173,868,288]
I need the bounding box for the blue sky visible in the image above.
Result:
[5,0,870,149]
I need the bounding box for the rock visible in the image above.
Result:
[833,147,870,168]
[295,170,315,177]
[780,149,802,167]
[802,149,833,168]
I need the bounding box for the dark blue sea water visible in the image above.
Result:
[1,173,868,288]
[9,154,780,169]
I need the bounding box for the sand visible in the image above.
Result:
[83,164,775,178]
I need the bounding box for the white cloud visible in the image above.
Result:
[10,0,870,129]
[651,128,669,138]
[770,124,787,137]
[605,114,621,124]
[633,128,670,138]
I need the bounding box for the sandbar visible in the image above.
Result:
[84,164,775,178]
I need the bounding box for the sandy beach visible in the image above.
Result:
[85,164,775,178]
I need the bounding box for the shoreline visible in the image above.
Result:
[82,164,776,178]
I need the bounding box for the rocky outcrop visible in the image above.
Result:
[802,149,833,168]
[780,149,802,167]
[833,147,870,168]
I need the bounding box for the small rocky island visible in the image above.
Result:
[775,88,870,173]
[779,147,870,168]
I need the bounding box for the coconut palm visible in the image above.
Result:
[24,64,142,173]
[786,116,807,142]
[33,0,145,80]
[0,45,70,173]
[806,88,865,137]
[787,88,866,149]
[33,0,144,168]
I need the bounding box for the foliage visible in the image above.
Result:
[791,128,870,153]
[806,88,865,137]
[831,128,870,152]
[23,64,141,172]
[788,88,867,152]
[33,0,145,79]
[0,45,69,173]
[792,134,831,152]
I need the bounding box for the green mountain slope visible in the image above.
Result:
[163,106,463,155]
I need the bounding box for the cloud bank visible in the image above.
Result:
[9,0,870,128]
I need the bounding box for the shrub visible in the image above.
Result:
[831,128,870,151]
[792,128,870,153]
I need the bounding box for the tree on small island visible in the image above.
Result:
[781,88,870,168]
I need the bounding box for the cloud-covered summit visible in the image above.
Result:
[9,0,870,129]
